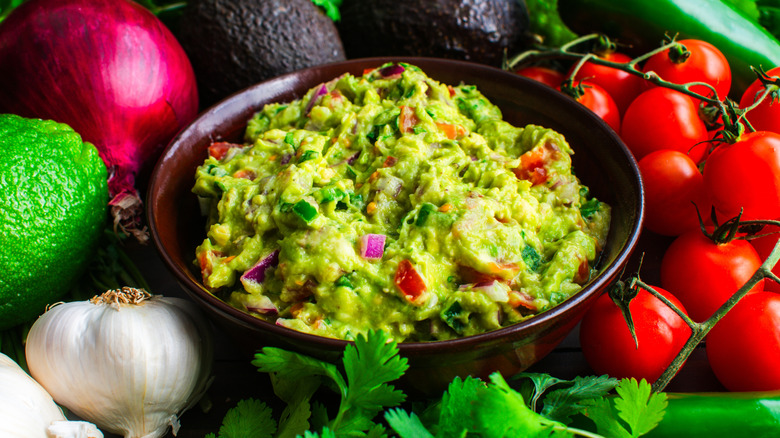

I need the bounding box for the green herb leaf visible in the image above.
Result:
[214,398,276,438]
[583,378,666,438]
[541,375,620,424]
[339,330,408,424]
[385,408,435,438]
[613,378,667,437]
[252,347,345,389]
[437,376,485,436]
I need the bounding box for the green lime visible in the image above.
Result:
[0,114,108,329]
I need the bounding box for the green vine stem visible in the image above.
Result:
[627,219,780,392]
[506,33,774,143]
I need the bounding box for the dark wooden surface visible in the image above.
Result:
[83,229,724,437]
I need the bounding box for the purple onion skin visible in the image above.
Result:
[0,0,198,237]
[241,250,280,284]
[379,64,405,77]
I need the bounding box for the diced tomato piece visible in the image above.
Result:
[232,169,256,180]
[436,122,467,139]
[208,141,243,161]
[509,290,537,311]
[399,106,419,133]
[383,156,398,167]
[513,142,560,186]
[395,259,427,302]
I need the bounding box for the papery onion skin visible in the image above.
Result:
[0,0,199,242]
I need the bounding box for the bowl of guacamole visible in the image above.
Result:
[148,57,643,394]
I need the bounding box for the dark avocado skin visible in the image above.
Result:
[177,0,346,108]
[338,0,530,67]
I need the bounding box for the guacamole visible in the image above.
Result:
[192,63,611,342]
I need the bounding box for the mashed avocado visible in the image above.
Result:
[192,63,611,342]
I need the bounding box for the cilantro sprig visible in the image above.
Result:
[204,331,666,438]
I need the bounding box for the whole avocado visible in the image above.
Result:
[177,0,346,108]
[338,0,530,66]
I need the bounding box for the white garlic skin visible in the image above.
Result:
[0,352,67,437]
[25,294,214,438]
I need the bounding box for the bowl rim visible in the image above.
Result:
[148,56,645,352]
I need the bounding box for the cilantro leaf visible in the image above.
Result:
[582,397,632,438]
[613,378,667,437]
[437,376,485,437]
[212,398,276,438]
[512,372,567,412]
[252,346,345,390]
[270,373,320,438]
[385,408,435,438]
[541,375,620,424]
[474,373,572,438]
[337,331,408,424]
[582,378,667,438]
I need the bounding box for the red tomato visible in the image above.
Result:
[516,66,565,88]
[739,66,780,135]
[661,230,764,322]
[638,150,712,236]
[749,224,780,293]
[621,87,708,162]
[703,131,780,221]
[563,81,620,132]
[569,51,644,115]
[707,292,780,391]
[643,39,731,99]
[579,286,691,383]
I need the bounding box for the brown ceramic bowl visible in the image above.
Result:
[147,57,644,395]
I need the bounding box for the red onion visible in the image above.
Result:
[360,234,386,260]
[240,250,280,285]
[0,0,198,242]
[379,64,405,77]
[304,83,329,114]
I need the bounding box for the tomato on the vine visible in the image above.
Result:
[579,286,691,383]
[621,87,708,162]
[749,224,780,293]
[569,51,644,115]
[638,149,712,236]
[562,81,620,132]
[516,66,565,88]
[739,66,780,135]
[660,229,764,322]
[703,131,780,221]
[707,291,780,391]
[643,39,731,100]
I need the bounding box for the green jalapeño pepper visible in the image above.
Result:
[647,391,780,437]
[557,0,780,97]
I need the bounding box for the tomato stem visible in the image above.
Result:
[631,219,780,392]
[505,33,779,144]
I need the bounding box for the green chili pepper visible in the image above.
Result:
[292,200,318,223]
[557,0,780,97]
[525,0,578,47]
[645,391,780,437]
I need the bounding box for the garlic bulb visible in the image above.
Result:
[25,288,214,438]
[0,352,102,438]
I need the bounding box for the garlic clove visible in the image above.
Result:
[47,421,104,438]
[0,353,67,438]
[26,288,214,438]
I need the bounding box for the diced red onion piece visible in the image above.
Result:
[472,280,510,303]
[280,153,292,165]
[304,83,329,114]
[246,296,278,316]
[379,64,405,77]
[240,249,280,284]
[360,234,386,260]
